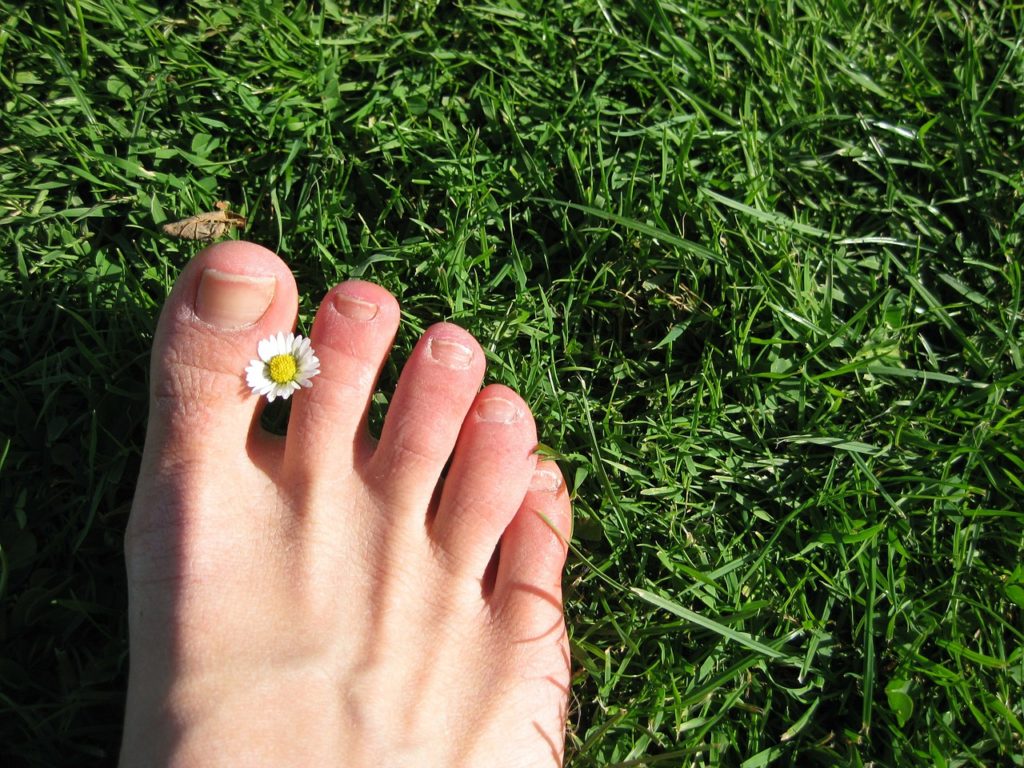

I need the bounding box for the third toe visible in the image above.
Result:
[367,324,486,512]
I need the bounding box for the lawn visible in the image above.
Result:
[1,0,1022,765]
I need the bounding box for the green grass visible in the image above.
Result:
[1,0,1022,765]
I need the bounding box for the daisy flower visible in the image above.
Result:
[245,332,320,402]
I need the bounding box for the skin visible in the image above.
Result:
[121,241,572,767]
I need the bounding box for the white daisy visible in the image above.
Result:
[245,332,320,402]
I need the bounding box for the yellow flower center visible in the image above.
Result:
[267,353,298,384]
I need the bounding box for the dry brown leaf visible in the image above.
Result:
[162,201,248,241]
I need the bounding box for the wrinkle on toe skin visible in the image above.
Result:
[363,446,449,513]
[150,347,249,410]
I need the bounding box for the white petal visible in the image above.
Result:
[258,337,279,361]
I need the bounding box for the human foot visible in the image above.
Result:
[121,241,572,767]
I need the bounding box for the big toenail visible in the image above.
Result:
[334,293,379,321]
[529,469,562,493]
[196,269,276,329]
[476,396,522,424]
[428,338,473,369]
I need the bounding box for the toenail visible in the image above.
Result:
[529,468,562,493]
[476,396,522,424]
[428,337,474,369]
[333,293,379,321]
[195,269,276,329]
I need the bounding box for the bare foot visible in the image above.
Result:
[121,242,572,767]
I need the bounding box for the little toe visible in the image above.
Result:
[283,281,401,476]
[430,385,539,579]
[492,460,572,624]
[367,323,485,510]
[143,241,298,467]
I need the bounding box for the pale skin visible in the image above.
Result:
[121,241,572,767]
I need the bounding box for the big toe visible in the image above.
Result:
[141,241,298,471]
